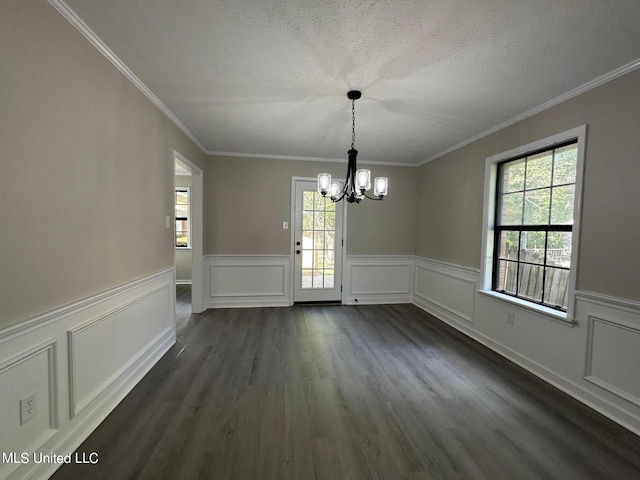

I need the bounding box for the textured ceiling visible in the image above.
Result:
[62,0,640,165]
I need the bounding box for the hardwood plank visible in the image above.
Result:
[51,288,640,480]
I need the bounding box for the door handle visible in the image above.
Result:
[296,250,301,254]
[296,241,301,246]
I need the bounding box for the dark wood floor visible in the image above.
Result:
[52,285,640,479]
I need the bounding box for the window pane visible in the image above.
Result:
[520,231,546,264]
[176,191,188,204]
[325,199,335,211]
[325,212,335,230]
[313,231,324,250]
[302,270,312,288]
[314,211,325,230]
[547,232,572,267]
[550,185,575,225]
[175,220,189,247]
[499,192,523,225]
[525,152,552,190]
[518,263,544,302]
[176,205,188,218]
[324,270,335,288]
[553,144,577,186]
[303,212,313,230]
[523,189,550,225]
[303,192,315,210]
[314,192,326,211]
[325,250,335,268]
[325,231,335,250]
[302,231,313,249]
[302,250,312,269]
[501,159,525,193]
[544,267,570,309]
[312,271,324,288]
[497,231,519,260]
[313,251,324,268]
[496,260,518,294]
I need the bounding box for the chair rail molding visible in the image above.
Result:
[0,268,176,480]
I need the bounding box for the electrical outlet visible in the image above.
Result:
[20,393,37,425]
[507,312,515,326]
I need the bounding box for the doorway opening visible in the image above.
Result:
[174,151,204,314]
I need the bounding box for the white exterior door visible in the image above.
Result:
[293,179,344,302]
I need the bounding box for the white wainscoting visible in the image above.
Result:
[413,257,478,323]
[0,269,175,480]
[205,255,291,308]
[343,256,414,305]
[412,256,640,436]
[580,292,640,410]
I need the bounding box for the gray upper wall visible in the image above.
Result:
[204,155,417,256]
[0,0,206,328]
[416,67,640,302]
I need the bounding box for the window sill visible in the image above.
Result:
[477,290,576,327]
[175,247,192,251]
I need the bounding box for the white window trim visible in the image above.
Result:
[175,186,191,249]
[479,125,587,322]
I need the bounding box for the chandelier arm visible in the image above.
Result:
[362,191,384,201]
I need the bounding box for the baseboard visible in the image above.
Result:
[0,268,176,480]
[412,256,640,437]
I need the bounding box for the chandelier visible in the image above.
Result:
[317,91,388,203]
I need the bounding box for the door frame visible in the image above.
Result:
[173,150,204,314]
[289,176,347,305]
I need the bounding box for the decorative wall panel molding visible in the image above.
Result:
[413,257,479,323]
[0,268,175,480]
[585,315,640,407]
[205,255,291,308]
[412,257,640,437]
[343,256,414,305]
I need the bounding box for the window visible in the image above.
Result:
[481,126,586,319]
[175,188,190,248]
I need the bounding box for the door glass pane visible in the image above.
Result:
[303,191,315,210]
[302,270,312,288]
[300,189,338,290]
[313,231,324,249]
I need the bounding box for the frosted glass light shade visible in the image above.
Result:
[374,177,388,197]
[355,169,371,191]
[317,173,331,195]
[330,181,342,199]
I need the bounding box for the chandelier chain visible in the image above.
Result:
[351,99,356,150]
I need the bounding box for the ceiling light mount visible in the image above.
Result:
[317,91,388,204]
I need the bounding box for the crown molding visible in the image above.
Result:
[48,0,207,153]
[419,58,640,166]
[205,150,418,167]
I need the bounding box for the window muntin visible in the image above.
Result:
[492,141,577,311]
[175,188,190,248]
